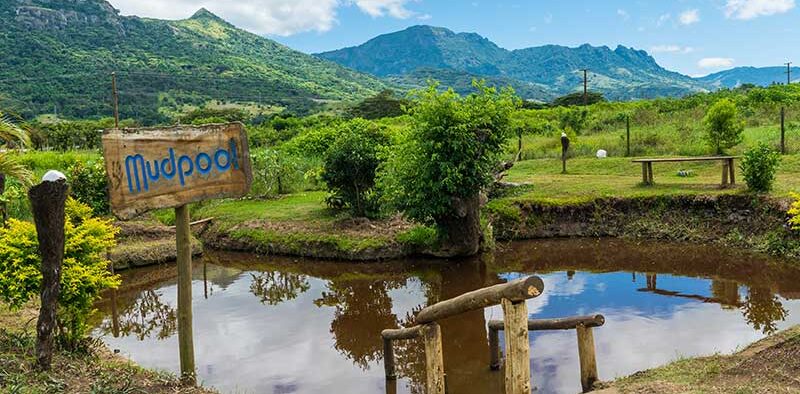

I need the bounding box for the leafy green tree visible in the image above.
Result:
[703,99,744,154]
[322,120,390,217]
[740,142,781,193]
[378,81,519,256]
[347,90,409,120]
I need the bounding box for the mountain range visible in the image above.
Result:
[0,1,793,123]
[0,0,385,122]
[318,25,794,101]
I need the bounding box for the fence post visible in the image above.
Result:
[421,322,445,394]
[626,116,631,157]
[28,175,68,370]
[176,204,196,385]
[576,324,599,392]
[501,298,531,394]
[781,107,786,155]
[383,337,396,380]
[489,325,501,370]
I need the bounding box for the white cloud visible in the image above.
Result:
[617,9,630,20]
[698,57,735,69]
[650,45,695,54]
[657,13,671,26]
[725,0,795,20]
[416,13,432,20]
[679,9,700,25]
[108,0,418,36]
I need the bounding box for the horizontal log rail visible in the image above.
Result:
[488,314,605,393]
[381,276,544,394]
[414,276,544,325]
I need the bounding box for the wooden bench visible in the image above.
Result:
[632,156,740,187]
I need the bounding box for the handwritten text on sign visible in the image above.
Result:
[102,123,252,219]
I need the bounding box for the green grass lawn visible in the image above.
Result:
[193,191,335,224]
[503,154,800,205]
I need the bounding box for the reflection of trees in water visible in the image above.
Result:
[742,286,788,335]
[314,279,408,371]
[100,290,176,340]
[249,271,311,305]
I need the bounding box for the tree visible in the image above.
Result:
[347,90,409,119]
[703,99,744,154]
[0,112,33,225]
[322,119,390,217]
[552,91,606,107]
[378,81,519,256]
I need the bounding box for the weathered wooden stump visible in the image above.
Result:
[28,177,68,370]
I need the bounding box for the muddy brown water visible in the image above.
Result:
[93,239,800,394]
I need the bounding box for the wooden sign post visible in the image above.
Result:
[102,123,252,384]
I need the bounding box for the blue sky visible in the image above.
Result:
[111,0,800,76]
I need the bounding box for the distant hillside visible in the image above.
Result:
[697,66,800,89]
[317,25,707,101]
[0,0,386,123]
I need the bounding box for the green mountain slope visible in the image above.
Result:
[697,66,800,89]
[0,1,386,123]
[317,25,708,100]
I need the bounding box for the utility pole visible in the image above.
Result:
[582,69,589,106]
[111,72,119,128]
[786,62,793,85]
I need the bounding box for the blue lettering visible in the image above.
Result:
[146,160,160,182]
[196,152,212,175]
[161,148,176,180]
[214,148,230,170]
[178,155,193,186]
[124,154,148,193]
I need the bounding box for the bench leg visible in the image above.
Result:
[722,160,730,187]
[641,163,648,185]
[729,159,736,185]
[647,162,654,185]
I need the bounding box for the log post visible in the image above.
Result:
[501,298,531,394]
[647,162,654,185]
[781,107,786,155]
[641,163,648,184]
[626,116,631,157]
[383,337,396,380]
[728,158,736,185]
[175,204,196,385]
[721,160,730,187]
[576,324,599,393]
[28,177,68,370]
[489,324,501,370]
[421,322,445,394]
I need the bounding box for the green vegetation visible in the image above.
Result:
[0,1,385,123]
[741,142,782,193]
[378,82,518,255]
[789,193,800,231]
[322,119,390,217]
[704,98,745,154]
[0,199,118,348]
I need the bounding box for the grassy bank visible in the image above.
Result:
[0,303,216,394]
[597,325,800,393]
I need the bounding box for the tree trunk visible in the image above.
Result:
[435,193,482,257]
[28,179,68,370]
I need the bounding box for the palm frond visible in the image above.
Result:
[0,152,34,188]
[0,113,31,148]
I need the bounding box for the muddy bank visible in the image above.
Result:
[488,194,800,260]
[109,221,203,270]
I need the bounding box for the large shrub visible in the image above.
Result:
[378,81,519,256]
[67,159,109,215]
[0,198,119,348]
[703,98,744,154]
[789,193,800,230]
[250,148,303,197]
[322,122,390,217]
[740,142,781,193]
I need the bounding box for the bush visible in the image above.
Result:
[788,193,800,231]
[0,198,119,348]
[740,142,781,193]
[250,148,303,197]
[321,122,390,217]
[67,159,109,215]
[703,98,744,154]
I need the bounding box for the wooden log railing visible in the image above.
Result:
[488,314,605,393]
[381,276,545,394]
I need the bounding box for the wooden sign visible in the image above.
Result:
[102,123,252,219]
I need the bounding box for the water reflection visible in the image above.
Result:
[93,239,800,394]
